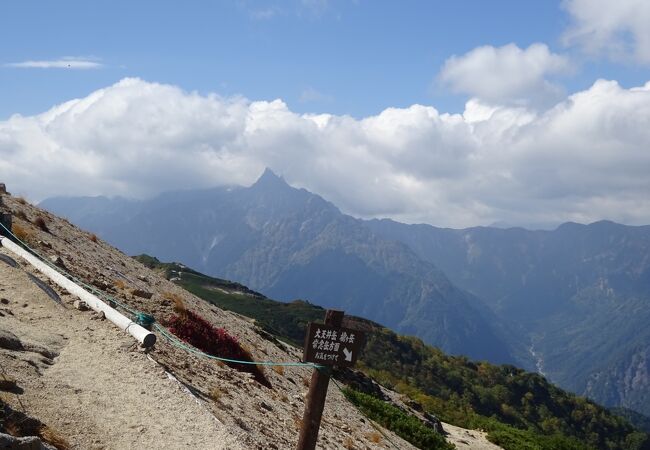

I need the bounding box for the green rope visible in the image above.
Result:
[2,219,406,448]
[331,377,402,450]
[154,323,320,368]
[0,221,319,368]
[135,312,156,329]
[0,221,139,316]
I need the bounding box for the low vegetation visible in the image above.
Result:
[11,223,33,243]
[359,328,649,450]
[165,308,271,388]
[343,388,454,449]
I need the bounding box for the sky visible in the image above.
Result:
[1,0,650,229]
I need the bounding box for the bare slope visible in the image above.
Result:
[0,193,436,449]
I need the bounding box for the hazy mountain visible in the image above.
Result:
[42,170,650,415]
[366,219,650,415]
[41,169,517,363]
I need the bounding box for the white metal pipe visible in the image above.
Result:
[0,236,156,347]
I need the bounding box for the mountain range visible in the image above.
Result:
[41,169,650,416]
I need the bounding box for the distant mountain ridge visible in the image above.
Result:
[41,169,650,416]
[41,169,518,364]
[366,218,650,416]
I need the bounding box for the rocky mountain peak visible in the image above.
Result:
[250,168,290,192]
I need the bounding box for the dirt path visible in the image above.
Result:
[0,249,243,450]
[442,422,503,450]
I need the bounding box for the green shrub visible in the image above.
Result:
[343,388,454,450]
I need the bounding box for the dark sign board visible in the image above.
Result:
[303,322,365,367]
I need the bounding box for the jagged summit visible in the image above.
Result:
[250,167,290,191]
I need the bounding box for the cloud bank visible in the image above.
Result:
[1,77,649,228]
[439,43,572,108]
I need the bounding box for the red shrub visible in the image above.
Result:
[166,310,271,387]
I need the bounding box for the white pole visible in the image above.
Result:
[0,237,156,347]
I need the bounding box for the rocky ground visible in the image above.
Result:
[0,192,502,449]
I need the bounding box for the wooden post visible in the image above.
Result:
[296,309,344,450]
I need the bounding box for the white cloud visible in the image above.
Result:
[438,43,572,108]
[563,0,650,64]
[1,77,650,229]
[5,57,103,69]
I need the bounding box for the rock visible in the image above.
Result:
[49,255,65,269]
[406,399,423,412]
[423,411,444,434]
[259,401,273,412]
[37,240,52,249]
[137,275,149,282]
[131,289,153,299]
[0,374,17,390]
[0,432,57,450]
[73,300,90,311]
[0,298,8,304]
[90,311,106,321]
[92,279,110,290]
[0,328,24,351]
[334,368,386,400]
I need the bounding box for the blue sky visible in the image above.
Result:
[2,0,644,118]
[1,0,650,228]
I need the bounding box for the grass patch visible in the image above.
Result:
[11,223,33,243]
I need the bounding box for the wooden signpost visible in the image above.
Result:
[296,309,366,450]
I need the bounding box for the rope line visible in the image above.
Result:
[0,221,139,315]
[0,221,318,368]
[2,220,408,448]
[154,323,320,367]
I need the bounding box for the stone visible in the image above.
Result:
[92,279,110,290]
[74,300,90,311]
[49,255,66,269]
[423,411,444,434]
[90,311,106,321]
[37,240,52,249]
[0,329,24,351]
[137,274,149,282]
[0,374,17,390]
[0,298,8,304]
[131,289,153,299]
[0,432,57,450]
